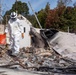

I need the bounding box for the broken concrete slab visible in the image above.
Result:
[49,31,76,61]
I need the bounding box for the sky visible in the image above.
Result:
[1,0,76,15]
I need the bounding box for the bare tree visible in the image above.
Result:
[57,0,72,7]
[73,2,76,8]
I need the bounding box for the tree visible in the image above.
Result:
[57,0,72,7]
[56,6,67,30]
[36,2,50,28]
[73,2,76,8]
[57,6,76,32]
[3,1,29,24]
[26,14,37,27]
[45,2,50,14]
[12,1,29,15]
[45,9,59,29]
[37,9,47,28]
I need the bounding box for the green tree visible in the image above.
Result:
[56,6,67,30]
[56,6,76,32]
[36,2,50,28]
[12,1,29,15]
[45,2,50,14]
[37,9,47,28]
[56,0,72,31]
[3,1,29,24]
[26,14,37,27]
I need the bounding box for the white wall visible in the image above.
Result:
[50,31,76,60]
[6,15,32,48]
[19,20,31,48]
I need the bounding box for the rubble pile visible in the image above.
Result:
[0,28,76,74]
[0,46,76,74]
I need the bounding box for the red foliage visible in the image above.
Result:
[57,6,66,16]
[45,6,66,29]
[45,9,59,28]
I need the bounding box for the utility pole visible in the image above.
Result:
[28,1,42,29]
[0,0,2,24]
[68,26,69,33]
[28,1,53,51]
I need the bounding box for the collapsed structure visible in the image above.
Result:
[50,31,76,61]
[0,15,76,74]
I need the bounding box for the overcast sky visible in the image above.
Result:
[1,0,76,15]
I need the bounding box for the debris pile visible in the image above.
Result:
[0,46,76,73]
[0,28,76,74]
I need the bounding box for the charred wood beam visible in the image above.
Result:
[36,66,76,74]
[0,63,19,68]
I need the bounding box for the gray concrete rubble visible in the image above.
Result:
[0,68,76,75]
[49,31,76,61]
[0,28,76,74]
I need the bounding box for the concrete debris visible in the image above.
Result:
[49,31,76,61]
[30,27,46,48]
[0,47,75,70]
[0,28,76,74]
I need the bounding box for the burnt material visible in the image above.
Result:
[40,29,58,48]
[30,27,45,48]
[36,66,76,74]
[40,29,58,40]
